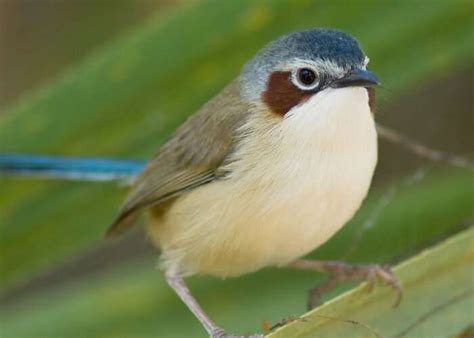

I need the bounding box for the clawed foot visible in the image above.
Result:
[211,328,263,338]
[291,260,402,310]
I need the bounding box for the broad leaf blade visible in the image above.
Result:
[269,227,474,338]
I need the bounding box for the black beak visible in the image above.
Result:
[331,69,380,88]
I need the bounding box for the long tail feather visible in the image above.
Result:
[0,154,146,182]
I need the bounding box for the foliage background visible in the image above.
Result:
[0,1,473,337]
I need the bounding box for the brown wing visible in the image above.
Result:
[105,81,248,237]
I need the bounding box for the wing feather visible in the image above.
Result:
[106,80,248,237]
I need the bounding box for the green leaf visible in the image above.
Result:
[268,227,474,338]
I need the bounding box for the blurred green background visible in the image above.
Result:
[0,1,473,337]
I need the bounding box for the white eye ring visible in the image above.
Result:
[291,67,320,90]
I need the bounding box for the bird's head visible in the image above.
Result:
[240,28,378,116]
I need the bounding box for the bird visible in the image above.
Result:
[101,27,402,337]
[2,28,401,338]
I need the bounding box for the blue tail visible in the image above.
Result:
[0,154,146,182]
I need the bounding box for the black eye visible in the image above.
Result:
[295,68,319,89]
[298,68,316,85]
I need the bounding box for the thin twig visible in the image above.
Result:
[376,124,474,170]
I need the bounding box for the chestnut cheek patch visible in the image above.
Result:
[262,71,312,116]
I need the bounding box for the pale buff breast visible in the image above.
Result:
[148,87,377,278]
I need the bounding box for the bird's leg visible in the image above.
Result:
[165,272,264,338]
[165,271,226,337]
[289,259,402,310]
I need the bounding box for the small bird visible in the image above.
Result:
[106,28,401,338]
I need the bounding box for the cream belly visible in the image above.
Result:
[149,87,377,278]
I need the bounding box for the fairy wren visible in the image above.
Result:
[106,28,401,338]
